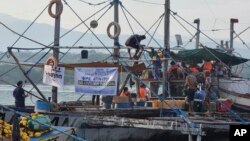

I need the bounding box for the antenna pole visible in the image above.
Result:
[163,0,170,98]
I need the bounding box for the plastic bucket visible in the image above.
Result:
[35,100,51,112]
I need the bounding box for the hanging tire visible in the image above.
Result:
[107,22,121,39]
[48,0,63,18]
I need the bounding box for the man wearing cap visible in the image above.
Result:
[13,81,28,108]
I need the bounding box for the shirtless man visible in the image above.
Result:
[184,74,197,113]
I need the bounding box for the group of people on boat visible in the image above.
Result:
[119,84,151,101]
[183,60,225,115]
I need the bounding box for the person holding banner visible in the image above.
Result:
[13,81,28,108]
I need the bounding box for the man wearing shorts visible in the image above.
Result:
[184,74,197,113]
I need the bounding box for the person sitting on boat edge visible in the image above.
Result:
[125,34,146,60]
[184,74,198,113]
[13,81,28,108]
[120,87,131,98]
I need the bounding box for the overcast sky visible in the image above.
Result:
[1,0,250,46]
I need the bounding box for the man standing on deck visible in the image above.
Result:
[125,34,146,60]
[184,74,197,113]
[13,81,28,108]
[204,71,212,115]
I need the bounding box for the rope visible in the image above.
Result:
[145,13,164,47]
[233,26,250,40]
[169,9,220,47]
[120,3,135,35]
[0,52,7,61]
[0,49,48,78]
[63,0,113,55]
[78,0,110,6]
[170,12,194,36]
[0,23,49,47]
[26,0,113,93]
[0,104,86,141]
[119,3,163,48]
[233,31,250,50]
[60,2,113,60]
[25,49,51,75]
[10,5,49,47]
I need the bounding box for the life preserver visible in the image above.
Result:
[45,56,58,67]
[48,0,63,18]
[107,22,121,39]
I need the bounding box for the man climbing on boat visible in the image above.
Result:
[125,34,146,60]
[13,81,28,108]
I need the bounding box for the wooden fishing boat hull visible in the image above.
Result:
[218,78,250,111]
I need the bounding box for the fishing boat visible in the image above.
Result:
[1,0,250,141]
[172,18,250,112]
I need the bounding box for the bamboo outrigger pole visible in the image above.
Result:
[7,48,48,102]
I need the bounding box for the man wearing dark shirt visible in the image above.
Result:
[13,81,28,108]
[125,34,146,59]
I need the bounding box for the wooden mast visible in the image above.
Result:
[113,0,120,95]
[162,0,170,98]
[51,0,62,104]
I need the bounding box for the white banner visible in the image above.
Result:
[43,65,65,88]
[74,67,118,95]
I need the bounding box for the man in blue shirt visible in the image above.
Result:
[13,81,28,108]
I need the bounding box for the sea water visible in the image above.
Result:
[0,84,92,106]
